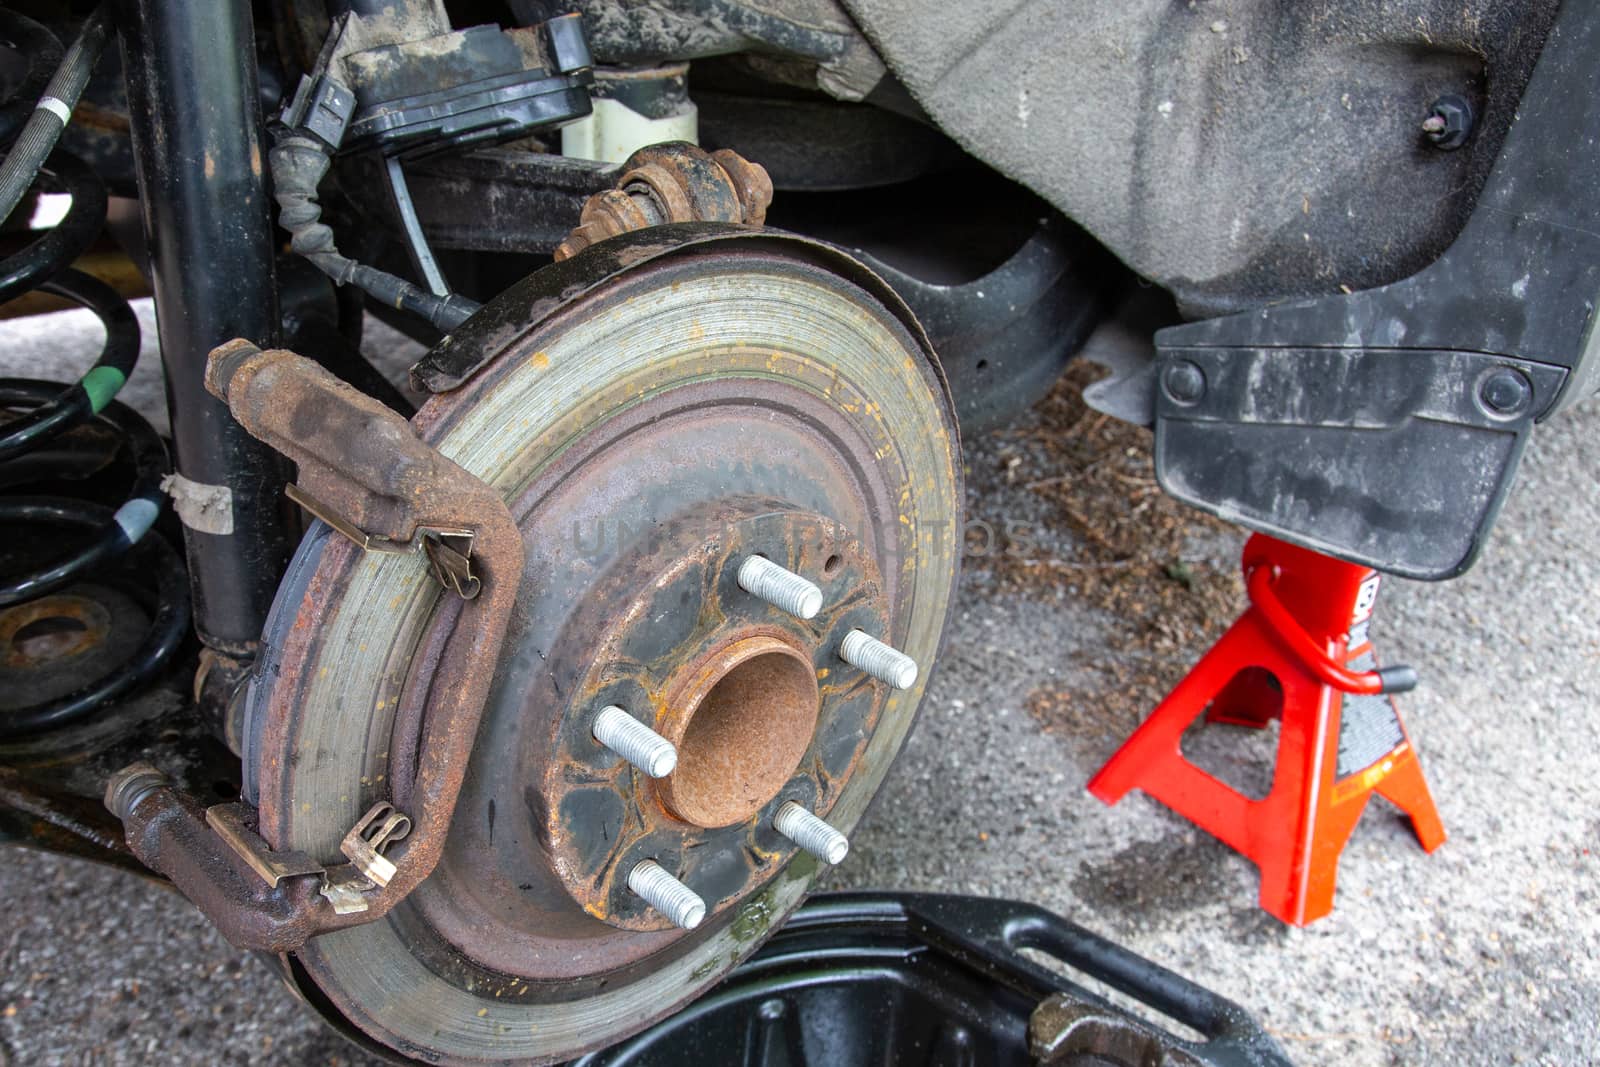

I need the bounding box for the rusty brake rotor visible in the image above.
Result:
[243,227,961,1063]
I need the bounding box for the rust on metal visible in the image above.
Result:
[553,143,773,261]
[108,769,332,951]
[103,341,523,951]
[207,234,965,1060]
[0,766,142,873]
[523,502,890,937]
[0,594,111,670]
[656,633,820,829]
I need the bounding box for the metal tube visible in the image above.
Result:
[118,0,294,654]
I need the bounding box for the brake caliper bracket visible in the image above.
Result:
[102,340,521,951]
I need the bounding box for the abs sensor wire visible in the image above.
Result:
[0,7,190,740]
[271,129,480,332]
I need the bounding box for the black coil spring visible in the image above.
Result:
[0,11,189,739]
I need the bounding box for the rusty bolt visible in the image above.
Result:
[627,860,705,929]
[737,555,823,620]
[774,801,849,864]
[839,629,918,690]
[593,705,677,777]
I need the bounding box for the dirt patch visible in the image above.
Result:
[1024,660,1189,759]
[978,362,1244,737]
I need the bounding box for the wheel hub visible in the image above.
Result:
[527,503,887,933]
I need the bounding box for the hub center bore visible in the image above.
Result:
[657,634,821,829]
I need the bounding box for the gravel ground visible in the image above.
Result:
[1,304,1596,1066]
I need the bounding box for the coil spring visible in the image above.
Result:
[0,11,189,740]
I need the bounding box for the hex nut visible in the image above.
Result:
[1423,94,1475,150]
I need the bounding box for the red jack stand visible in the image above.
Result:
[1087,534,1446,925]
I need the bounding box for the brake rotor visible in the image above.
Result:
[245,236,960,1063]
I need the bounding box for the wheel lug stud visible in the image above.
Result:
[839,629,918,690]
[627,860,705,929]
[592,705,677,777]
[737,555,823,620]
[774,801,849,864]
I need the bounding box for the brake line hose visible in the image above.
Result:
[0,6,110,227]
[0,12,63,144]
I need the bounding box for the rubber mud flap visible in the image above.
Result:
[1152,346,1564,580]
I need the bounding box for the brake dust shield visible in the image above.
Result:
[242,233,961,1064]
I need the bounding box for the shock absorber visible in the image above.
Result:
[0,9,189,740]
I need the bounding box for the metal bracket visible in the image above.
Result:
[284,482,399,552]
[318,868,375,915]
[422,531,480,599]
[205,802,325,888]
[208,799,413,916]
[92,342,524,953]
[286,482,481,599]
[339,801,411,887]
[316,802,413,915]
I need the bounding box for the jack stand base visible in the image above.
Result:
[1088,533,1446,926]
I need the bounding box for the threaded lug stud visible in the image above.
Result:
[592,705,677,778]
[839,629,918,690]
[774,801,849,864]
[627,860,706,929]
[737,555,823,620]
